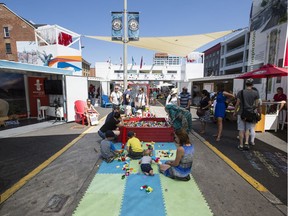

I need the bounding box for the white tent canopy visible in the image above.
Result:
[85,30,233,57]
[157,83,174,89]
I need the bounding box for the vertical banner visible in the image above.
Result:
[111,12,123,41]
[128,12,139,41]
[28,77,49,117]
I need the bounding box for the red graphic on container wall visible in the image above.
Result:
[28,77,49,117]
[284,39,288,67]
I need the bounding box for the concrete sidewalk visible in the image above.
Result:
[0,105,286,216]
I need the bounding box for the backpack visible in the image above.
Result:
[240,90,261,123]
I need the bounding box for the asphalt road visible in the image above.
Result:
[0,103,286,216]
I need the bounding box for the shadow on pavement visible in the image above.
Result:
[192,117,287,205]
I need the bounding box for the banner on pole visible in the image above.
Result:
[111,12,123,41]
[128,12,139,41]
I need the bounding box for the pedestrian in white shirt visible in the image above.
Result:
[135,87,149,112]
[110,86,123,109]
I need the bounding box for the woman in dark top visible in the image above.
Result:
[199,90,211,134]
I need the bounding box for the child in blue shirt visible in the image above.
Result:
[100,130,122,163]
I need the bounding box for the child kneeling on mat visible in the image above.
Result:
[100,130,123,163]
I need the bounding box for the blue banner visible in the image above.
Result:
[128,12,139,41]
[111,12,123,41]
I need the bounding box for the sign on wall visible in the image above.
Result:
[28,77,49,117]
[248,0,287,68]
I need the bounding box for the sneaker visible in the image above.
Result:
[106,157,114,163]
[237,145,244,151]
[250,142,255,146]
[243,144,250,150]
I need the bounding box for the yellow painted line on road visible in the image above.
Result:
[203,140,268,192]
[0,117,106,204]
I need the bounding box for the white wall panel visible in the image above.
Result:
[65,76,88,122]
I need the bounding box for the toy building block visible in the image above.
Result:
[146,186,153,194]
[140,185,148,190]
[152,156,160,163]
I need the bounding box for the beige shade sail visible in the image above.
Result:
[85,30,233,57]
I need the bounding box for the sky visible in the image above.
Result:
[3,0,252,66]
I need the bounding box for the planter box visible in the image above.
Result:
[118,117,174,144]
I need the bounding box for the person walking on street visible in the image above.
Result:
[198,90,212,134]
[178,87,191,111]
[110,86,123,110]
[233,78,261,150]
[214,83,234,141]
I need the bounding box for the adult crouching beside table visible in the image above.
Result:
[98,112,123,140]
[165,104,192,133]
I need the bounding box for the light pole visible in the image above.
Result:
[123,0,128,90]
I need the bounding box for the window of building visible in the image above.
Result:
[114,70,123,73]
[3,27,10,38]
[128,70,137,74]
[5,43,12,54]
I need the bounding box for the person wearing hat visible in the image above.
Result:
[177,87,191,111]
[100,130,123,163]
[233,78,261,151]
[166,88,178,105]
[126,131,143,159]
